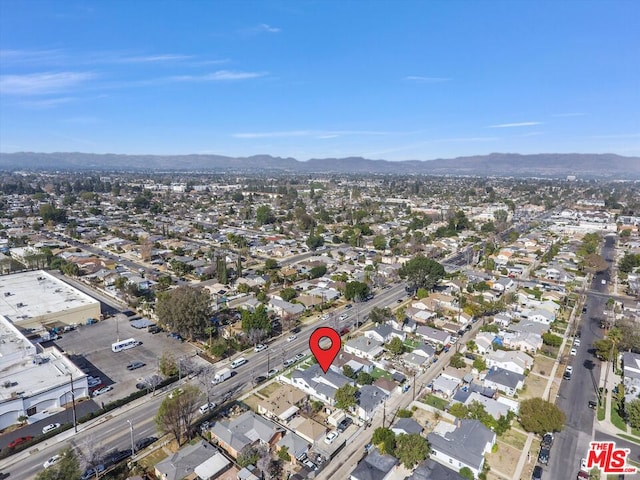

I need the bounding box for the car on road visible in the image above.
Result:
[267,368,279,377]
[287,335,297,342]
[532,465,543,480]
[0,472,10,479]
[254,375,267,384]
[344,304,353,309]
[570,348,577,356]
[42,423,61,434]
[81,464,105,480]
[565,366,573,375]
[169,388,184,399]
[283,358,296,368]
[198,402,217,415]
[92,386,113,397]
[104,449,132,466]
[43,454,63,468]
[230,357,247,368]
[294,353,305,362]
[324,430,339,444]
[588,400,598,409]
[7,435,33,449]
[573,339,581,347]
[134,436,158,452]
[339,313,348,321]
[127,361,146,370]
[538,447,550,465]
[254,344,268,352]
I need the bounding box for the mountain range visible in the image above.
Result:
[0,152,638,179]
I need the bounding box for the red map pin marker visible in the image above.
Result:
[309,327,341,374]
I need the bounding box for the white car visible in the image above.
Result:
[574,339,581,347]
[43,454,62,468]
[267,368,279,377]
[339,314,348,321]
[42,423,61,434]
[287,335,297,342]
[324,431,339,445]
[92,385,113,397]
[169,388,184,399]
[570,348,577,356]
[566,366,573,374]
[254,344,268,352]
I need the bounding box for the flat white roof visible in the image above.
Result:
[0,270,99,324]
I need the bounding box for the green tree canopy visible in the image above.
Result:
[518,398,566,435]
[155,286,213,340]
[395,433,429,469]
[371,427,396,455]
[450,352,466,369]
[398,256,445,291]
[345,281,370,301]
[386,337,405,356]
[155,384,203,445]
[627,398,640,429]
[335,384,358,410]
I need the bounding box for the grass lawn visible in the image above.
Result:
[258,382,280,398]
[632,427,640,437]
[498,428,527,451]
[404,338,421,349]
[422,394,448,411]
[371,367,393,380]
[138,446,169,471]
[597,399,606,421]
[610,403,627,431]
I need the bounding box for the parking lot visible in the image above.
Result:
[53,315,201,402]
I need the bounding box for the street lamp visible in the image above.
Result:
[126,419,135,455]
[68,373,77,433]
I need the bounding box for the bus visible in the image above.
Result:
[111,338,139,353]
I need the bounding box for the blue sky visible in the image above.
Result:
[1,0,638,161]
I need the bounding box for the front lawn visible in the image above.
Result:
[371,367,393,380]
[422,394,448,411]
[610,403,627,431]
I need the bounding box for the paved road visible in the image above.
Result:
[593,432,640,480]
[0,283,409,479]
[546,235,613,480]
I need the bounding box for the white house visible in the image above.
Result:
[486,350,534,375]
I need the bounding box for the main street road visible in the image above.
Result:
[0,283,409,479]
[546,235,614,480]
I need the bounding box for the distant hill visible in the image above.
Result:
[0,151,638,178]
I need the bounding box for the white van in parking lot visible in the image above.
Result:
[230,357,247,369]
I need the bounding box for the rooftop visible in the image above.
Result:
[0,270,99,325]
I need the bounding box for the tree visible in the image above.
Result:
[241,304,271,333]
[593,338,613,361]
[309,265,327,278]
[542,332,562,347]
[627,398,640,429]
[159,351,179,376]
[238,446,260,468]
[40,203,67,224]
[459,467,474,480]
[306,234,325,250]
[36,447,81,480]
[357,371,374,385]
[155,384,203,445]
[518,398,566,435]
[280,287,297,302]
[155,286,213,340]
[344,281,369,301]
[395,433,429,469]
[473,357,487,371]
[371,427,396,455]
[278,446,291,462]
[386,337,405,356]
[398,256,445,292]
[264,258,279,271]
[450,353,466,369]
[334,384,358,410]
[342,364,356,379]
[449,403,468,418]
[256,205,275,225]
[373,235,387,250]
[369,306,392,324]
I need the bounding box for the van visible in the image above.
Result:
[230,357,247,369]
[198,402,216,415]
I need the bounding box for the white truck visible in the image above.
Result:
[213,367,232,384]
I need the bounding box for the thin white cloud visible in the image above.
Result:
[118,54,194,63]
[233,130,393,139]
[19,96,77,108]
[170,70,267,82]
[0,71,97,95]
[258,23,281,33]
[404,76,449,83]
[0,48,67,65]
[488,121,542,128]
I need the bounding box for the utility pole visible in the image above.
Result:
[126,419,135,455]
[69,373,77,433]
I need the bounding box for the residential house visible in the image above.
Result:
[501,332,543,353]
[291,364,353,405]
[290,416,327,444]
[427,419,496,479]
[408,459,466,480]
[483,367,525,397]
[333,351,375,374]
[391,418,423,436]
[432,373,461,398]
[474,332,496,355]
[268,297,304,317]
[276,432,310,463]
[416,326,451,346]
[210,411,284,458]
[350,447,399,480]
[357,385,388,421]
[155,440,222,480]
[413,342,436,359]
[364,324,406,343]
[486,350,534,375]
[622,352,640,405]
[344,336,385,360]
[461,392,510,420]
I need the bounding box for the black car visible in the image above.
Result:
[532,465,543,480]
[254,375,267,384]
[563,371,571,380]
[541,433,553,448]
[337,417,352,433]
[0,473,10,480]
[538,447,550,465]
[588,400,598,409]
[148,325,162,334]
[127,361,146,370]
[104,449,131,466]
[134,436,157,452]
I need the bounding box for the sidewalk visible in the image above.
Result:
[595,360,640,441]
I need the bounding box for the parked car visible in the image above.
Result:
[324,431,339,444]
[42,423,61,434]
[339,327,350,336]
[573,339,581,347]
[8,436,33,449]
[92,386,113,397]
[541,433,554,448]
[267,368,279,377]
[81,464,105,480]
[337,417,352,432]
[563,371,572,380]
[302,459,318,471]
[344,304,353,309]
[87,376,101,387]
[134,436,158,452]
[127,361,146,370]
[148,325,162,334]
[588,400,598,409]
[104,449,131,466]
[43,454,63,468]
[566,366,573,375]
[287,335,297,342]
[339,314,348,321]
[254,344,268,352]
[294,353,305,362]
[283,358,295,368]
[198,402,217,415]
[538,447,550,464]
[254,375,267,384]
[532,465,543,480]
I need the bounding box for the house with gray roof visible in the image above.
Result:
[210,411,284,458]
[408,459,466,480]
[427,419,496,478]
[486,350,534,375]
[622,352,640,405]
[356,385,387,421]
[155,440,220,480]
[483,367,525,396]
[416,325,451,345]
[432,374,461,399]
[391,418,423,436]
[412,342,436,359]
[344,336,385,360]
[291,364,353,405]
[276,432,309,463]
[268,297,304,316]
[364,324,406,343]
[350,447,399,480]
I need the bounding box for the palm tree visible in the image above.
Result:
[603,327,623,397]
